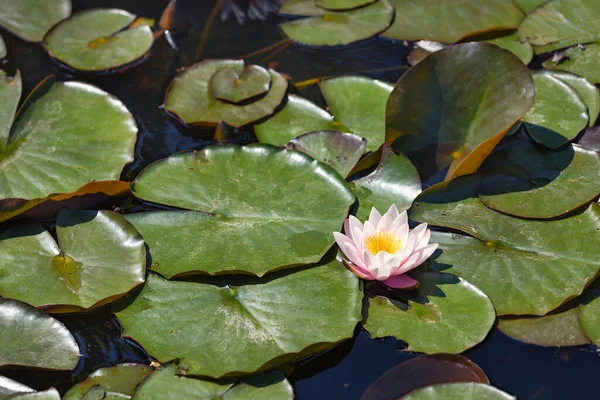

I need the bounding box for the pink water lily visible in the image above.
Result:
[334,204,438,289]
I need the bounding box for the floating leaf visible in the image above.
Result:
[0,71,21,152]
[279,0,394,46]
[0,0,71,42]
[522,71,588,149]
[382,0,524,43]
[0,34,5,59]
[0,376,34,399]
[349,144,421,221]
[546,70,600,127]
[5,389,61,400]
[128,145,354,277]
[287,131,367,178]
[386,43,535,182]
[0,209,146,311]
[116,259,362,377]
[43,9,154,73]
[579,126,600,151]
[361,354,488,400]
[579,289,600,346]
[210,65,271,104]
[364,272,495,354]
[400,382,515,400]
[485,33,533,65]
[321,76,393,151]
[164,60,287,127]
[63,364,153,400]
[542,43,600,84]
[515,0,548,13]
[316,0,375,11]
[0,298,79,369]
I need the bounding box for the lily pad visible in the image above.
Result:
[128,145,354,278]
[349,144,421,221]
[486,33,533,65]
[0,298,79,369]
[412,177,600,315]
[0,78,137,200]
[0,35,5,59]
[279,0,394,46]
[316,0,375,11]
[0,0,71,42]
[0,376,34,399]
[42,9,154,73]
[546,70,600,126]
[320,76,393,151]
[63,364,153,400]
[0,209,146,311]
[164,60,287,127]
[210,65,271,104]
[518,0,600,51]
[382,0,524,43]
[386,42,535,182]
[254,95,340,146]
[116,259,362,377]
[364,272,495,354]
[516,0,548,13]
[542,43,600,84]
[400,382,515,400]
[522,71,588,149]
[5,389,61,400]
[579,290,600,346]
[287,131,367,178]
[0,71,21,152]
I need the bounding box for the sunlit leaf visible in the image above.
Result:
[579,289,600,346]
[316,0,375,11]
[515,0,548,13]
[400,382,515,400]
[5,389,61,400]
[485,33,533,65]
[546,70,600,126]
[210,65,271,104]
[63,364,153,400]
[542,43,600,84]
[0,0,71,42]
[0,376,34,399]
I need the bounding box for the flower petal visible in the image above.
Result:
[368,207,382,228]
[383,274,419,289]
[342,241,367,270]
[413,243,439,268]
[395,250,422,274]
[333,231,352,251]
[363,220,377,240]
[347,215,364,242]
[386,204,400,220]
[353,226,365,253]
[377,209,395,232]
[343,260,373,280]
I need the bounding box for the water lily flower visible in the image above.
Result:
[334,204,438,289]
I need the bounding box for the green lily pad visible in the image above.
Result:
[287,131,367,178]
[279,0,394,46]
[349,144,421,221]
[131,365,293,399]
[63,364,153,400]
[382,0,524,43]
[522,71,588,149]
[0,0,71,42]
[518,0,600,51]
[498,307,589,347]
[254,95,340,146]
[516,0,548,13]
[0,209,146,310]
[0,35,6,59]
[279,0,326,16]
[116,259,362,378]
[210,65,271,104]
[0,71,21,152]
[364,272,495,354]
[128,145,354,278]
[412,177,600,315]
[386,42,535,182]
[316,0,375,11]
[0,298,79,369]
[546,70,600,126]
[5,389,61,400]
[42,9,154,73]
[0,376,34,399]
[579,289,600,346]
[0,78,137,201]
[164,60,287,128]
[321,76,393,151]
[486,33,533,65]
[543,43,600,84]
[400,382,515,400]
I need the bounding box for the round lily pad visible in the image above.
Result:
[279,0,394,46]
[116,259,362,377]
[543,43,600,84]
[0,78,137,201]
[5,389,61,400]
[522,71,588,149]
[43,9,154,73]
[164,60,288,127]
[364,272,495,354]
[0,209,146,311]
[485,33,533,65]
[210,65,271,104]
[0,376,34,398]
[316,0,375,11]
[579,290,600,346]
[0,0,71,42]
[546,71,600,127]
[0,71,21,152]
[63,364,153,400]
[400,382,515,400]
[516,0,548,13]
[382,0,524,43]
[0,298,79,369]
[128,145,354,278]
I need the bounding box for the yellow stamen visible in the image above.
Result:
[365,232,402,255]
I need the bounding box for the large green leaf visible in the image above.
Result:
[382,0,524,43]
[364,272,495,354]
[0,71,21,152]
[0,376,34,399]
[63,364,153,400]
[0,78,137,200]
[116,259,362,378]
[0,298,79,369]
[320,76,393,151]
[522,71,588,149]
[400,382,515,400]
[386,42,535,182]
[579,289,600,346]
[128,145,354,277]
[542,43,600,84]
[43,9,154,72]
[279,0,394,46]
[0,209,146,310]
[164,60,287,128]
[0,0,71,42]
[546,71,600,127]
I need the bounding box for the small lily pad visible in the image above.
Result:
[579,290,600,346]
[43,9,154,73]
[63,364,153,400]
[400,382,515,400]
[279,0,394,46]
[0,0,71,42]
[316,0,375,11]
[543,43,600,84]
[0,71,21,152]
[546,70,600,126]
[210,65,271,104]
[0,298,79,369]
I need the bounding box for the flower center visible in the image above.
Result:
[365,232,402,255]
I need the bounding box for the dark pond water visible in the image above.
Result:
[1,0,600,398]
